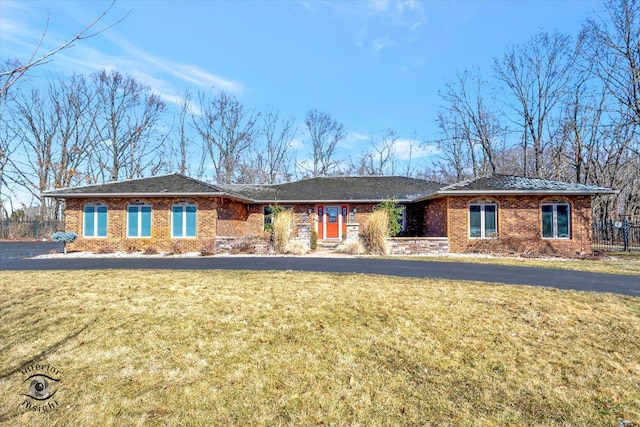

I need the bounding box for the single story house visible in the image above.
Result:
[43,173,614,256]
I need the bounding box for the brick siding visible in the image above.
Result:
[444,195,593,256]
[61,195,594,256]
[65,196,221,253]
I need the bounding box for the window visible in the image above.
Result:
[263,206,274,231]
[263,205,292,231]
[542,203,570,238]
[127,204,152,238]
[399,205,406,232]
[469,203,497,238]
[172,204,196,237]
[84,205,107,237]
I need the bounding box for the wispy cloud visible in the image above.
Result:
[392,138,439,160]
[0,0,245,104]
[310,0,428,54]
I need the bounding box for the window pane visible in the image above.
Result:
[172,206,183,237]
[542,205,554,238]
[328,207,338,223]
[128,206,138,237]
[484,205,497,235]
[97,206,107,237]
[141,206,151,237]
[263,206,273,230]
[186,206,196,237]
[469,205,481,237]
[557,205,569,238]
[84,206,95,237]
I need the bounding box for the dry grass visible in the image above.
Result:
[399,251,640,276]
[361,209,390,254]
[272,210,293,253]
[1,270,639,426]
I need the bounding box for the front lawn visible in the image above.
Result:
[1,270,638,426]
[398,251,640,275]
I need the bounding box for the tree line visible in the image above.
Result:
[426,0,639,223]
[0,0,638,224]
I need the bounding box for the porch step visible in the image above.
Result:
[315,240,341,252]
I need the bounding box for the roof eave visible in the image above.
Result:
[436,189,616,196]
[41,192,253,202]
[249,198,417,204]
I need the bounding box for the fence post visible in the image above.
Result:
[623,218,629,252]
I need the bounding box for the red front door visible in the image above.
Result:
[325,206,339,239]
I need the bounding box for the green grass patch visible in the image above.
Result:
[1,270,639,426]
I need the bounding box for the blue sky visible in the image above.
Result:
[1,0,604,169]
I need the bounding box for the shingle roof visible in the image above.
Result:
[42,173,227,197]
[221,176,444,202]
[43,173,615,201]
[437,174,615,195]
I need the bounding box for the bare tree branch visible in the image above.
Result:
[0,0,127,95]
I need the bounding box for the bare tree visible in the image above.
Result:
[175,90,192,175]
[0,85,19,219]
[8,74,100,219]
[92,69,167,182]
[304,109,345,177]
[348,129,400,176]
[433,111,473,182]
[256,108,296,183]
[437,70,503,177]
[493,31,577,178]
[579,0,640,220]
[582,0,640,127]
[192,91,259,184]
[0,1,123,95]
[10,86,59,218]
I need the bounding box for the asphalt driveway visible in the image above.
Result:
[1,242,638,297]
[0,240,64,259]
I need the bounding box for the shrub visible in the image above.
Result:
[200,240,217,256]
[124,240,143,253]
[285,239,309,255]
[168,241,186,255]
[51,231,78,254]
[335,240,365,255]
[310,230,318,250]
[374,199,403,237]
[264,202,284,233]
[143,246,158,255]
[229,235,268,254]
[361,209,390,254]
[272,209,293,253]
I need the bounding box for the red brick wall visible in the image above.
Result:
[446,195,593,256]
[64,196,219,253]
[62,194,594,256]
[424,197,448,237]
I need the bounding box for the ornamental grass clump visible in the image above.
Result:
[361,209,389,254]
[272,209,293,253]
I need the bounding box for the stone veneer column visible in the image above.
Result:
[346,223,359,242]
[296,223,311,248]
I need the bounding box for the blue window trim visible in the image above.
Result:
[83,204,107,238]
[172,204,197,238]
[127,204,152,238]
